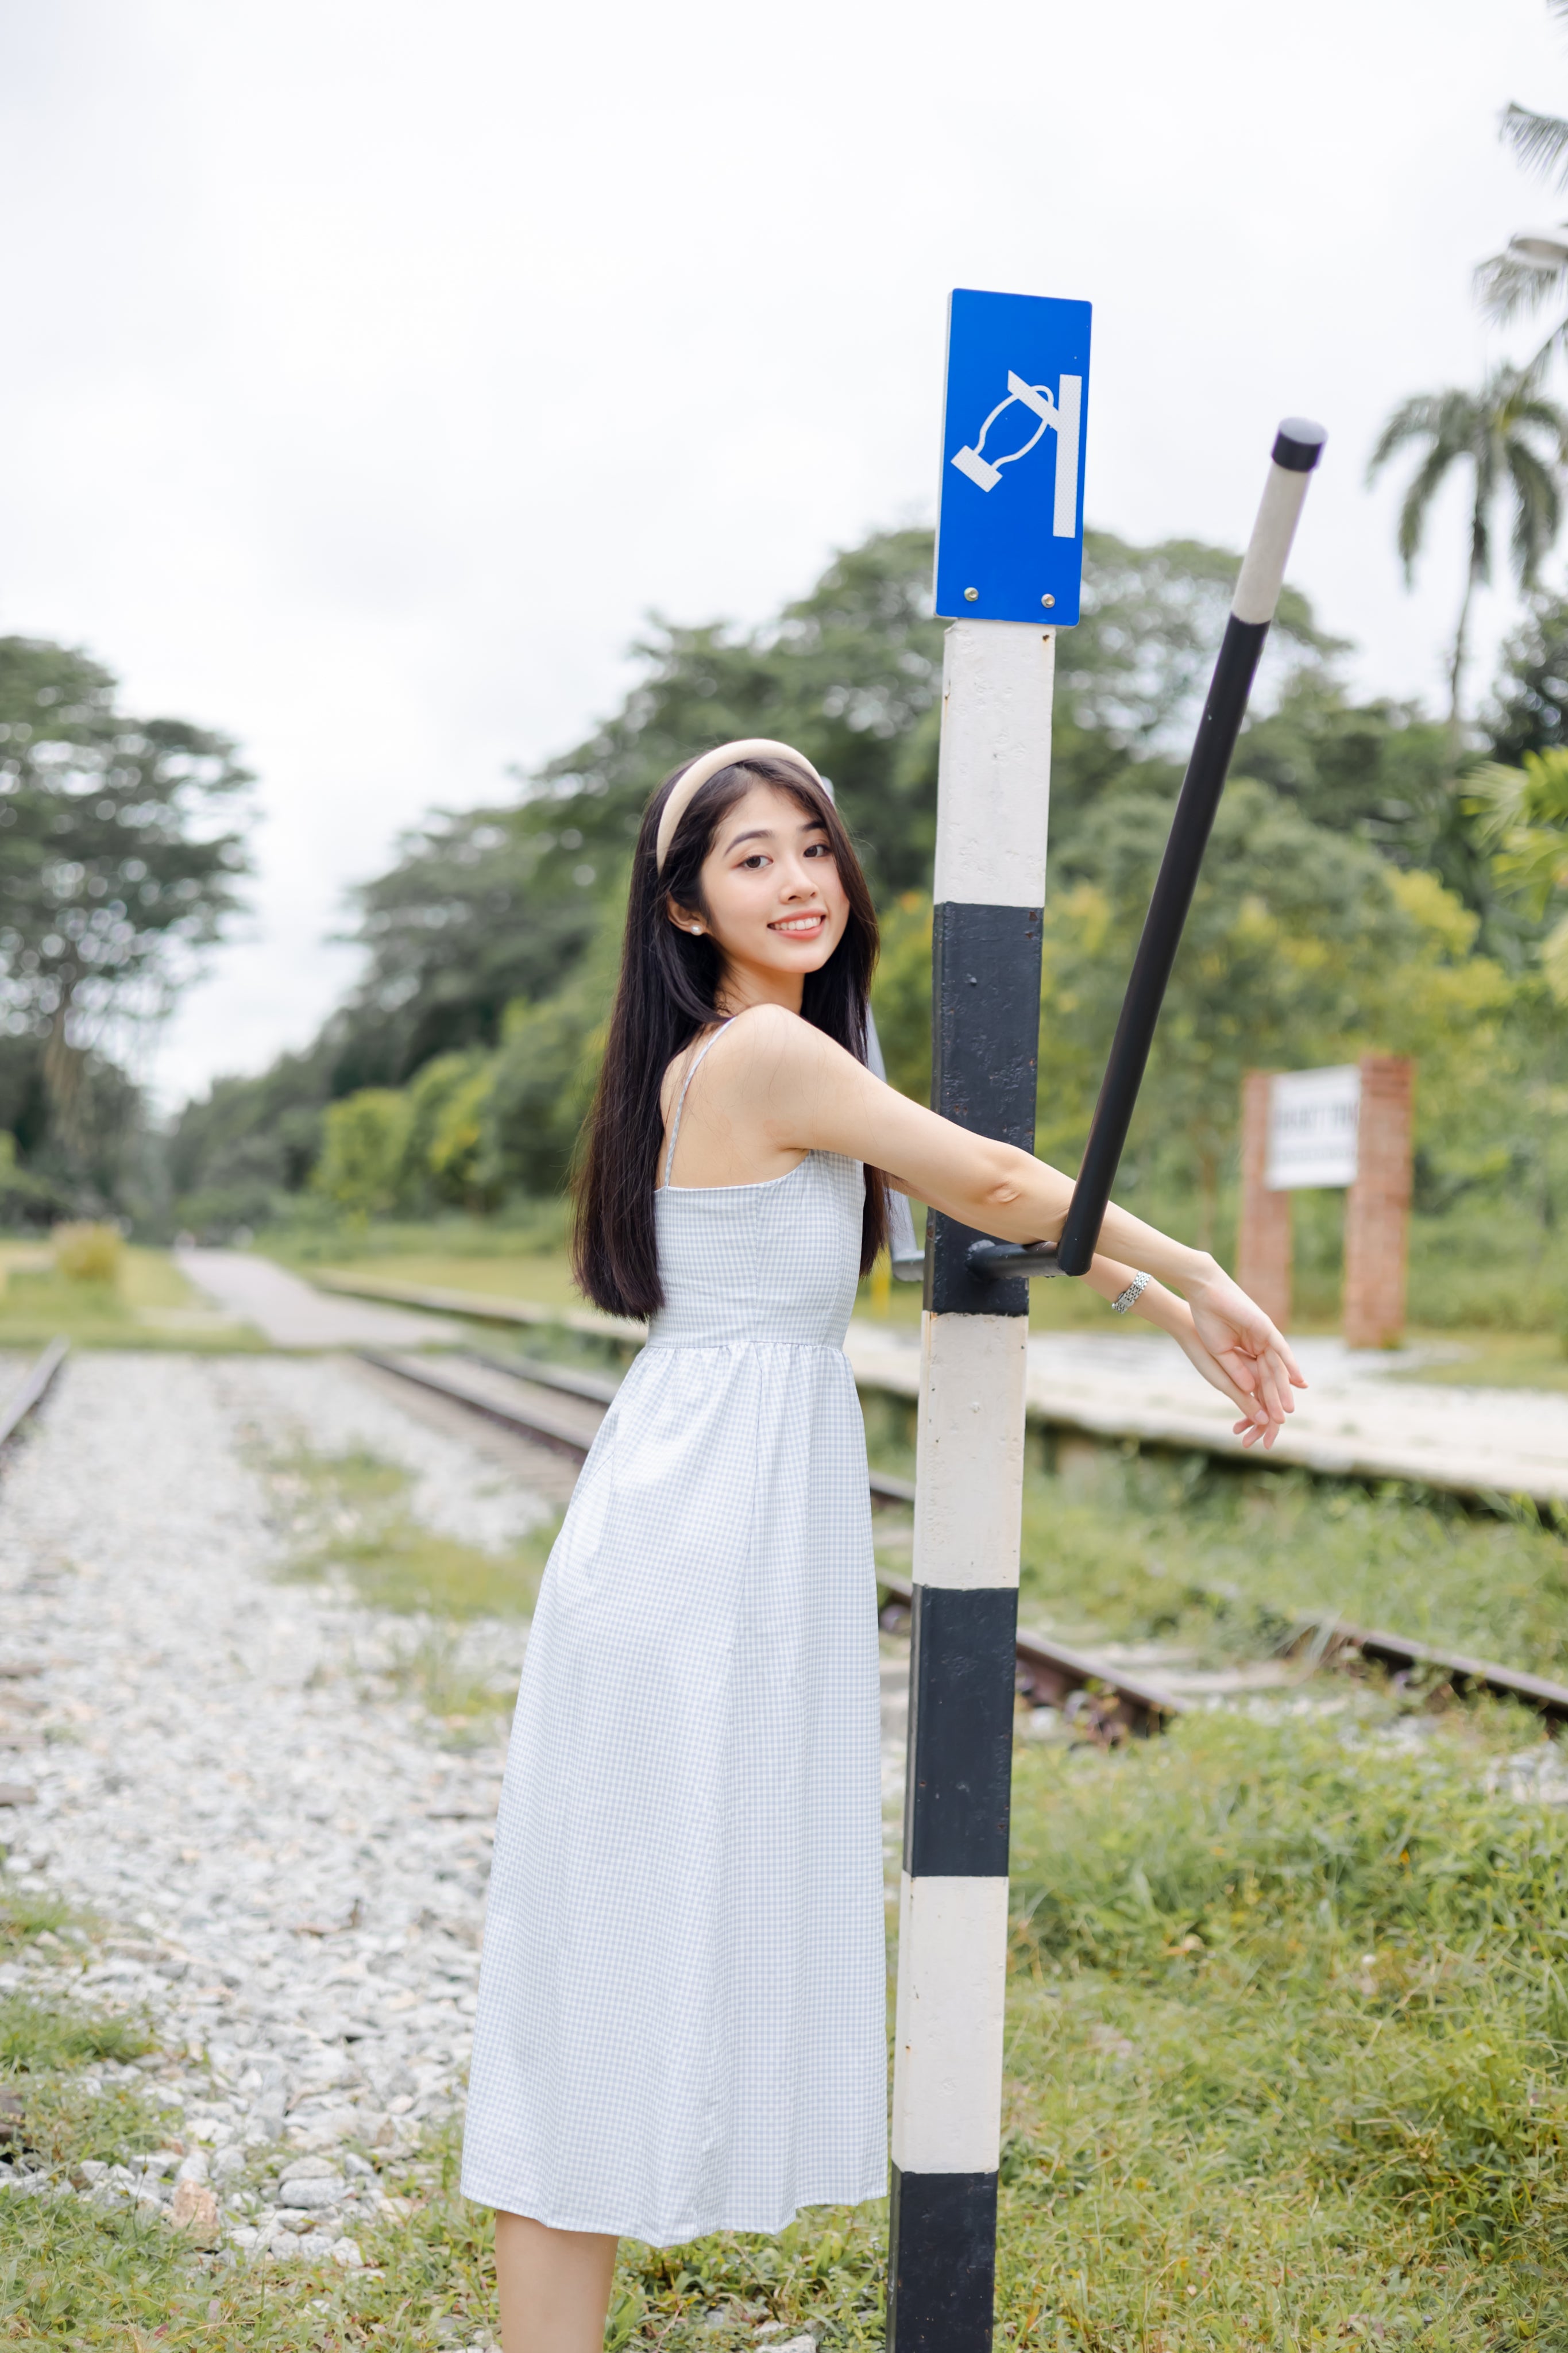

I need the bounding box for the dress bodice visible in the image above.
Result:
[648,1152,866,1350]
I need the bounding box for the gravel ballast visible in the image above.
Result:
[0,1349,548,2266]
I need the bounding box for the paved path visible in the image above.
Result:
[177,1249,460,1348]
[844,1324,1568,1503]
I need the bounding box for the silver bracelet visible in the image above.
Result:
[1111,1271,1151,1315]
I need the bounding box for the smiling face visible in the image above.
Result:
[670,781,851,1013]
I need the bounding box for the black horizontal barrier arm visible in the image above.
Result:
[969,417,1327,1286]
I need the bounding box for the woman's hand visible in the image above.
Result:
[1182,1264,1306,1448]
[1166,1317,1287,1449]
[1101,1260,1306,1451]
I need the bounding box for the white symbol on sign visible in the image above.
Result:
[951,369,1082,537]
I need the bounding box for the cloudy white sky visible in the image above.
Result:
[1,0,1563,1108]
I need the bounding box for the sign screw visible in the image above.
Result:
[964,587,979,601]
[1041,594,1056,608]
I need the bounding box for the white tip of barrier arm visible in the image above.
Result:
[1230,417,1327,627]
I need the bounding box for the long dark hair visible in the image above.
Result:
[573,755,887,1317]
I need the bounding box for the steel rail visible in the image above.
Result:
[356,1346,924,1502]
[1298,1618,1568,1726]
[0,1337,69,1452]
[874,1568,1182,1739]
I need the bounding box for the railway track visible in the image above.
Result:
[357,1345,1182,1736]
[357,1345,1568,1742]
[0,1337,69,1452]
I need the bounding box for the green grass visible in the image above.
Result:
[994,1707,1568,2347]
[0,1243,260,1352]
[997,1441,1568,1678]
[272,1445,557,1623]
[1396,1332,1568,1392]
[864,1387,1568,1680]
[0,1992,151,2077]
[1,2072,504,2347]
[264,1444,557,1730]
[0,1881,80,1957]
[10,1675,1568,2341]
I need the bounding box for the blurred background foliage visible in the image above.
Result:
[6,521,1568,1332]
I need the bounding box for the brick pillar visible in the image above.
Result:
[1342,1055,1413,1349]
[1235,1069,1291,1330]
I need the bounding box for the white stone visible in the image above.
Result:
[279,2177,344,2211]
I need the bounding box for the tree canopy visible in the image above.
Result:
[168,515,1548,1241]
[0,637,252,1205]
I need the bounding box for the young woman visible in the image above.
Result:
[462,740,1304,2352]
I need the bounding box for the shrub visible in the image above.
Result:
[50,1221,123,1284]
[311,1089,414,1218]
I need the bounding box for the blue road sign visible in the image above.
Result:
[934,288,1092,626]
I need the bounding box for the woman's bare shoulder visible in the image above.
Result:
[712,1003,847,1081]
[659,1006,824,1104]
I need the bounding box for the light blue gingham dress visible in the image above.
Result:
[462,1040,887,2244]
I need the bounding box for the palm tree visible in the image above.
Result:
[1475,1,1568,366]
[1366,368,1567,732]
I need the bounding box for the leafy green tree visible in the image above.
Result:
[403,1050,497,1210]
[168,1046,332,1237]
[1469,746,1568,1229]
[1035,778,1511,1240]
[1048,535,1337,817]
[1237,669,1498,923]
[164,522,1349,1215]
[312,1089,413,1220]
[1471,747,1568,999]
[1486,589,1568,762]
[1367,371,1568,730]
[329,526,1335,1095]
[341,806,608,1087]
[476,900,625,1199]
[869,892,936,1107]
[0,637,251,1156]
[530,527,947,900]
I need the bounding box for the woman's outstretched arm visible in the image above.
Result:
[723,1005,1307,1449]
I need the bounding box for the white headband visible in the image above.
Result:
[654,738,825,873]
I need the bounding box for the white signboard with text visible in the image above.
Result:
[1265,1065,1361,1191]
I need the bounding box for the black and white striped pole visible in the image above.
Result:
[888,288,1324,2353]
[887,287,1083,2353]
[887,612,1052,2351]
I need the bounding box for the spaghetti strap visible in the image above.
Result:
[662,1020,735,1187]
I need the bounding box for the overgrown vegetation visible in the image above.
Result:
[1014,1437,1568,1677]
[0,1239,256,1350]
[166,524,1568,1317]
[858,1394,1568,1676]
[990,1708,1568,2345]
